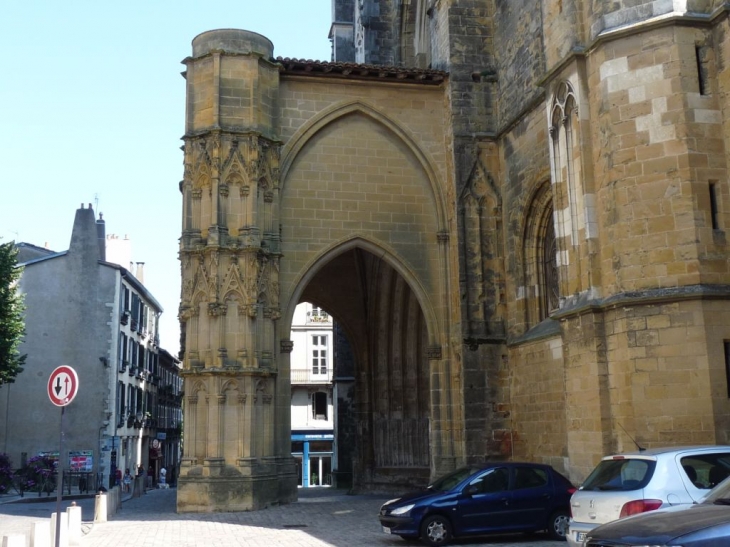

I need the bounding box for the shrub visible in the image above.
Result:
[15,455,57,496]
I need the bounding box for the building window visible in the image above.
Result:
[523,182,559,326]
[313,392,328,420]
[710,181,720,230]
[540,207,559,317]
[312,335,327,375]
[725,341,730,398]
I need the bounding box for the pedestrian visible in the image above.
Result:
[115,468,122,487]
[123,469,132,493]
[159,466,167,488]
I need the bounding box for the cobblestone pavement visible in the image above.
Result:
[1,487,563,547]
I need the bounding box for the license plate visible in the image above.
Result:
[576,531,586,542]
[382,526,391,534]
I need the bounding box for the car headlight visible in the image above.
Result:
[389,503,415,516]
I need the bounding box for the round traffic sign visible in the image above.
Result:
[48,366,79,407]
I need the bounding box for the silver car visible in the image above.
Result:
[567,446,730,547]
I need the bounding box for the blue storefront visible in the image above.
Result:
[291,430,334,487]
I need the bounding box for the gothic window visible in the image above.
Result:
[524,182,559,326]
[550,81,579,246]
[539,206,559,318]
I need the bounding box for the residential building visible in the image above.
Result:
[290,302,333,488]
[0,204,180,491]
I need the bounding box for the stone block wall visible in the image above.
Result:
[509,334,568,474]
[588,25,730,294]
[603,300,730,449]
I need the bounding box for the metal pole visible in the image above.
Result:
[54,405,65,547]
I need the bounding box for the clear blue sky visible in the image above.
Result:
[1,1,333,355]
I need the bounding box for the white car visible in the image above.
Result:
[567,445,730,547]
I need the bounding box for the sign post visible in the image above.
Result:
[48,366,79,547]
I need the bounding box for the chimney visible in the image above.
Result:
[96,212,106,261]
[69,203,101,264]
[136,262,145,284]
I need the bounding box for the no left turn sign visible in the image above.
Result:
[48,366,79,407]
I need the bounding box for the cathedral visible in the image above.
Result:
[176,0,730,512]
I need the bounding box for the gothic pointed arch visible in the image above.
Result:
[283,234,440,348]
[280,100,447,231]
[522,180,559,327]
[458,158,503,339]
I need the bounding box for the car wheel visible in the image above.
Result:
[420,514,453,546]
[547,510,570,541]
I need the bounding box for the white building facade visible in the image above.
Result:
[290,303,334,487]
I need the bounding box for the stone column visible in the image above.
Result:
[177,28,296,512]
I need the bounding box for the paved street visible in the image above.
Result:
[1,487,563,547]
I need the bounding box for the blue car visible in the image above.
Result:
[378,462,575,545]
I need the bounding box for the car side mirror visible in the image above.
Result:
[464,484,479,496]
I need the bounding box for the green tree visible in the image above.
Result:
[0,241,26,386]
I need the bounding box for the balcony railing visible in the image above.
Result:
[290,369,332,384]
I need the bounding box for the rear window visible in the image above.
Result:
[580,458,655,492]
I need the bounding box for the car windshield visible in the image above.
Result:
[580,458,655,491]
[428,466,482,492]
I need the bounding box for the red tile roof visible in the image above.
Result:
[275,57,447,85]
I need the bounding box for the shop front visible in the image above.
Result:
[291,431,333,487]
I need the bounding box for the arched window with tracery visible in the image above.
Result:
[524,182,559,326]
[550,81,579,247]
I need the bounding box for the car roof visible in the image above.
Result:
[602,445,730,459]
[473,461,552,469]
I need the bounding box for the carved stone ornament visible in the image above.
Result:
[217,394,226,405]
[280,339,294,353]
[188,396,199,405]
[208,301,228,317]
[437,231,450,243]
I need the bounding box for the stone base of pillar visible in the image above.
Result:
[176,456,297,512]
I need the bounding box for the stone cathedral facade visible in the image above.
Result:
[177,1,730,512]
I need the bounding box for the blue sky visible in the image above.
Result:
[1,1,333,355]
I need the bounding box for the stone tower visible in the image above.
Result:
[177,30,296,511]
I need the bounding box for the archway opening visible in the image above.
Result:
[291,247,431,493]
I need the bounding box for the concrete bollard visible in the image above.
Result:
[67,503,82,545]
[132,476,143,498]
[94,492,108,523]
[50,511,69,547]
[31,520,51,547]
[1,535,25,547]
